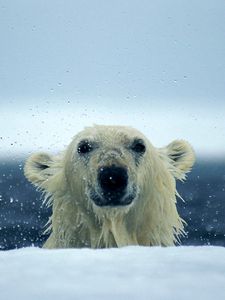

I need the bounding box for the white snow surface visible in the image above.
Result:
[0,246,225,300]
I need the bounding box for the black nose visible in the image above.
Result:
[98,166,128,202]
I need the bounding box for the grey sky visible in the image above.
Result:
[0,0,225,157]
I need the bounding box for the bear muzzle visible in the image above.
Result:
[89,165,136,207]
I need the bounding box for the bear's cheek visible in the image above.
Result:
[64,158,87,186]
[134,164,151,191]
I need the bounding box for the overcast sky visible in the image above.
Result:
[0,0,225,158]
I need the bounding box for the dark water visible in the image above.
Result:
[0,158,225,250]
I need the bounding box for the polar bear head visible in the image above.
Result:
[24,125,195,248]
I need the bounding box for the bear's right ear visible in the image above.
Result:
[159,140,195,180]
[24,152,56,187]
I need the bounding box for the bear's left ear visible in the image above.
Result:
[24,152,60,188]
[159,140,195,180]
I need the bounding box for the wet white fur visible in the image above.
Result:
[24,125,195,248]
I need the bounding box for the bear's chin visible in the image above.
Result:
[88,188,137,208]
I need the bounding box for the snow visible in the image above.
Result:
[0,246,225,300]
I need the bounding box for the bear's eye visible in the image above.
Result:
[130,139,146,154]
[77,140,93,154]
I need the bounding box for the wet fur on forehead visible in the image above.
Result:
[74,125,147,144]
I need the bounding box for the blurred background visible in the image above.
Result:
[0,0,224,249]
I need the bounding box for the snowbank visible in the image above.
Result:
[0,246,225,300]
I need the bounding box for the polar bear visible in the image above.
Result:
[24,125,195,248]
